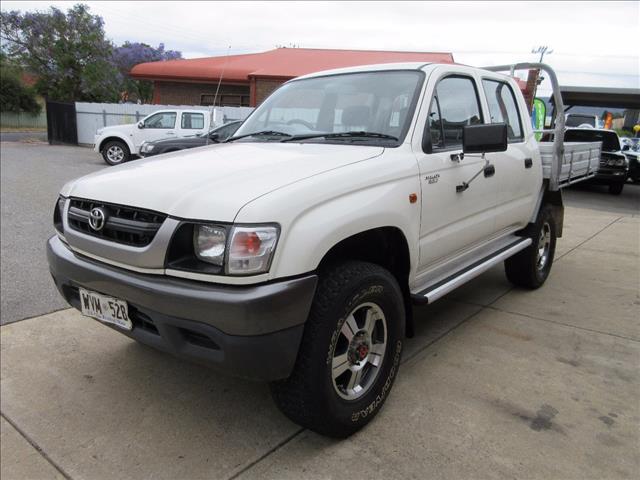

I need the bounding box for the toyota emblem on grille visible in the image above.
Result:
[89,207,107,231]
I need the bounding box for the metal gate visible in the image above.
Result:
[46,101,78,145]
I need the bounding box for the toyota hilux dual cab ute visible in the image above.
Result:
[48,62,601,438]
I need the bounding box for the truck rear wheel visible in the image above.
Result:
[504,205,556,289]
[101,140,130,165]
[270,261,405,438]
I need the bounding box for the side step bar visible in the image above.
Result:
[411,238,532,304]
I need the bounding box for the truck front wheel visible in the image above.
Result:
[101,140,130,165]
[504,205,557,289]
[270,261,405,438]
[608,182,624,195]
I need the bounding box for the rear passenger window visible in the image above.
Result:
[428,76,483,150]
[482,80,523,142]
[181,112,205,129]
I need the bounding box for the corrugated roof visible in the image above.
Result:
[130,48,454,83]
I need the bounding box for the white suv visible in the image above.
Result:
[94,109,211,165]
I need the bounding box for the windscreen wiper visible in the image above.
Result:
[225,130,292,142]
[281,131,399,142]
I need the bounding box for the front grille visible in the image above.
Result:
[67,198,166,247]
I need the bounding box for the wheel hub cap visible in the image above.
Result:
[537,222,551,270]
[107,146,124,163]
[331,302,387,401]
[348,333,370,364]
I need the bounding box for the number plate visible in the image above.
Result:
[79,288,132,331]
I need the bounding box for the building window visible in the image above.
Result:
[201,94,250,107]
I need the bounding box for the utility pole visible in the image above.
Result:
[527,46,554,112]
[531,45,553,63]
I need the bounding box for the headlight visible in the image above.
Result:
[171,223,279,276]
[228,225,278,275]
[608,157,626,167]
[142,143,155,153]
[193,225,226,266]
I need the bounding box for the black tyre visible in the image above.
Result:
[271,261,405,438]
[101,140,130,165]
[608,182,624,195]
[504,205,556,289]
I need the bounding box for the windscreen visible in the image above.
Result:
[564,129,621,152]
[565,114,596,127]
[234,71,424,144]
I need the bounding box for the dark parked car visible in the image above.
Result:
[622,139,640,183]
[563,128,629,195]
[139,120,242,157]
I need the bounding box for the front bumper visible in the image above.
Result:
[47,236,317,380]
[593,168,628,184]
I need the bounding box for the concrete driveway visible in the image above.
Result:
[1,143,639,479]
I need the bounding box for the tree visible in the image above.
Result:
[112,42,182,103]
[0,55,41,114]
[0,4,119,102]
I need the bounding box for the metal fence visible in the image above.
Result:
[75,103,254,145]
[0,111,47,129]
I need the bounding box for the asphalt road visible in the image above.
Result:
[564,181,640,215]
[0,131,48,143]
[0,143,106,324]
[0,141,638,325]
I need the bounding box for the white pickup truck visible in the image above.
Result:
[48,62,600,438]
[94,109,211,165]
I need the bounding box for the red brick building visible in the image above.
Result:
[130,48,455,107]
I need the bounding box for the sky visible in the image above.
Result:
[1,1,639,96]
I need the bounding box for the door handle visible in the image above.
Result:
[524,158,533,169]
[166,132,176,135]
[484,164,496,177]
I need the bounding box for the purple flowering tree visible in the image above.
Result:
[112,42,182,103]
[0,4,119,102]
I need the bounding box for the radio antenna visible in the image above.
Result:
[207,45,232,146]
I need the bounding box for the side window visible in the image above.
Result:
[181,112,204,129]
[428,96,444,149]
[144,112,177,129]
[482,80,523,141]
[428,76,483,150]
[214,123,237,140]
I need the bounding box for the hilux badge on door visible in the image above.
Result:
[425,173,440,184]
[89,207,107,231]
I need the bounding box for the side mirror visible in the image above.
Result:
[463,123,507,154]
[137,121,144,129]
[208,133,219,142]
[622,144,630,151]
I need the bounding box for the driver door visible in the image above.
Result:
[136,111,177,148]
[415,72,499,271]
